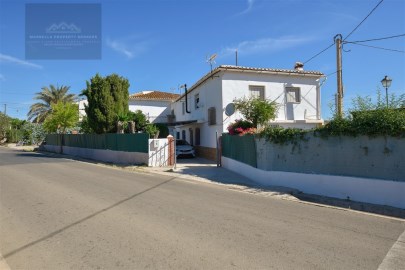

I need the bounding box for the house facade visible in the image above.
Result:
[129,91,179,123]
[169,65,324,160]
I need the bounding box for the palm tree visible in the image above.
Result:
[28,85,76,123]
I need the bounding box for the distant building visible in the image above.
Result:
[78,91,180,124]
[128,91,179,123]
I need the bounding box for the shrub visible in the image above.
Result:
[155,123,169,138]
[233,96,278,128]
[260,126,307,144]
[144,124,159,138]
[227,119,256,135]
[350,108,405,136]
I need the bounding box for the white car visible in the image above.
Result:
[176,139,195,158]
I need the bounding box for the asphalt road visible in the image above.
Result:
[1,147,404,269]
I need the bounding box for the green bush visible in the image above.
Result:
[6,129,24,143]
[350,108,405,136]
[316,117,353,136]
[260,126,307,144]
[155,123,169,138]
[144,124,159,138]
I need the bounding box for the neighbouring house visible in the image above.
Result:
[78,91,180,124]
[169,64,324,160]
[128,91,179,123]
[77,99,88,122]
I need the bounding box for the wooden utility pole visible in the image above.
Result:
[335,34,343,117]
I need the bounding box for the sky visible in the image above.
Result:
[0,0,404,120]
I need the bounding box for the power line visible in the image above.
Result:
[345,42,405,53]
[343,0,384,41]
[303,43,334,64]
[345,34,405,43]
[325,70,338,77]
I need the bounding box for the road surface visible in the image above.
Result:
[0,147,404,269]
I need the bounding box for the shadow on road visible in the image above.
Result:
[3,177,177,259]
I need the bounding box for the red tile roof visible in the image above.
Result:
[129,91,180,101]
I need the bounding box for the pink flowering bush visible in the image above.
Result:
[227,119,256,136]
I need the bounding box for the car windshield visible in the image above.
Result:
[176,140,190,146]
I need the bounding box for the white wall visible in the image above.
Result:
[222,157,405,209]
[222,72,322,131]
[172,75,223,148]
[44,145,148,165]
[148,139,170,167]
[77,99,88,121]
[129,100,171,123]
[171,70,323,148]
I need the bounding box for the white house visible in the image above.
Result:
[169,64,324,160]
[77,99,88,121]
[128,91,179,123]
[78,91,179,124]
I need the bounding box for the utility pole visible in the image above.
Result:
[235,49,238,66]
[3,104,6,115]
[334,34,343,118]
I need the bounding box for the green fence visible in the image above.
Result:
[45,133,149,153]
[221,134,257,168]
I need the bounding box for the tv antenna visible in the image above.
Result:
[206,53,217,73]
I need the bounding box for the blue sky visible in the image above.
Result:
[0,0,404,120]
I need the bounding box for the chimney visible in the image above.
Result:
[294,62,304,71]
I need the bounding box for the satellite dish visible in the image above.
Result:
[225,103,235,116]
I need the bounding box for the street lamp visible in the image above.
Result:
[381,75,392,108]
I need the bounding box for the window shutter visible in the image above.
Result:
[208,107,216,125]
[249,86,265,100]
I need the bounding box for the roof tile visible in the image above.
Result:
[129,91,180,101]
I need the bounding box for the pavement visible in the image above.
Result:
[5,143,405,218]
[145,157,405,219]
[1,146,404,269]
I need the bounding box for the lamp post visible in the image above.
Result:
[381,75,392,108]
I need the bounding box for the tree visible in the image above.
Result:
[28,85,76,123]
[233,96,278,128]
[351,87,405,112]
[128,110,148,131]
[81,74,129,133]
[0,112,10,141]
[43,101,79,133]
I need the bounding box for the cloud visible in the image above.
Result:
[0,53,43,69]
[235,0,255,16]
[106,37,149,59]
[220,36,313,56]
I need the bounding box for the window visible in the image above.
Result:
[195,128,200,146]
[249,85,265,100]
[208,107,216,125]
[182,102,185,115]
[176,132,180,140]
[195,93,200,109]
[286,87,301,103]
[182,130,186,140]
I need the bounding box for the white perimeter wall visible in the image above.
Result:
[222,157,405,209]
[148,139,170,167]
[44,145,148,165]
